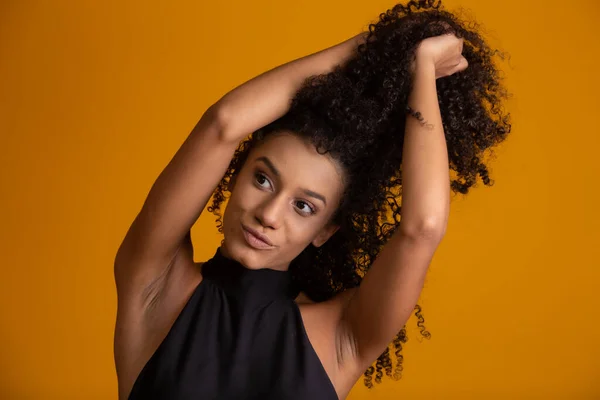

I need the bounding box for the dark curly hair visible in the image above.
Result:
[208,0,511,388]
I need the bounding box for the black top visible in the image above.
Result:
[128,247,339,400]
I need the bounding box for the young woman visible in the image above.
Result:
[113,1,511,399]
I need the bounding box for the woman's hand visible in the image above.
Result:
[412,33,468,79]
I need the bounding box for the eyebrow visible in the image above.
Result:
[255,156,327,206]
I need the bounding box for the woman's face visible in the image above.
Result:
[221,131,346,271]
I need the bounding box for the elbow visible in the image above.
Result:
[399,216,447,241]
[206,102,244,145]
[199,103,234,143]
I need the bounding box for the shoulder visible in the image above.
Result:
[296,287,363,396]
[294,291,316,305]
[296,287,359,346]
[331,287,358,307]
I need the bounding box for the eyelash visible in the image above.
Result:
[253,172,316,216]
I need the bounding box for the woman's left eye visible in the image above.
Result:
[295,200,315,215]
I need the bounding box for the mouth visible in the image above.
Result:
[242,224,275,250]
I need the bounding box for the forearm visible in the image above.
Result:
[399,59,450,237]
[214,33,367,143]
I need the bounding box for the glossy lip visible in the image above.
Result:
[242,224,275,249]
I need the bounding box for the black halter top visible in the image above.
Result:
[128,247,339,400]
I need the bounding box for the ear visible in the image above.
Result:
[311,224,340,248]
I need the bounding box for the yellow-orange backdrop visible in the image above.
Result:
[1,0,599,398]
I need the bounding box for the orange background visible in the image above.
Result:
[1,0,599,398]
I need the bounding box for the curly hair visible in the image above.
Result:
[208,0,511,388]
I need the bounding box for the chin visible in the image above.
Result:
[222,234,262,270]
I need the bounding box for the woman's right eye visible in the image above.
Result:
[254,173,272,189]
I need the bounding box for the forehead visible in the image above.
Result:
[248,132,344,193]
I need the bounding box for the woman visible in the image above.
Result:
[113,1,511,399]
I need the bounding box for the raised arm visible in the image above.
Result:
[216,33,367,142]
[340,34,467,366]
[113,33,367,306]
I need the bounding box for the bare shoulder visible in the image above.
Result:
[297,287,362,399]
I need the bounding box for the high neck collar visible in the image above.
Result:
[201,247,297,303]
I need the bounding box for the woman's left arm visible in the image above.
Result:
[340,34,468,367]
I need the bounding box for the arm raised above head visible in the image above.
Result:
[114,106,235,297]
[338,34,465,367]
[216,32,367,143]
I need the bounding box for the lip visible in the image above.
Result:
[242,225,275,249]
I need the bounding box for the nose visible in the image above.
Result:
[254,194,285,230]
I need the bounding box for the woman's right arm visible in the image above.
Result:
[114,33,366,305]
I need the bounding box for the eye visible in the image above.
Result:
[254,172,272,190]
[295,200,316,216]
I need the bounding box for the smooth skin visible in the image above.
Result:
[114,32,467,400]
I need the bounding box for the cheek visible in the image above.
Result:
[223,196,243,227]
[231,183,258,212]
[224,181,258,222]
[286,221,321,246]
